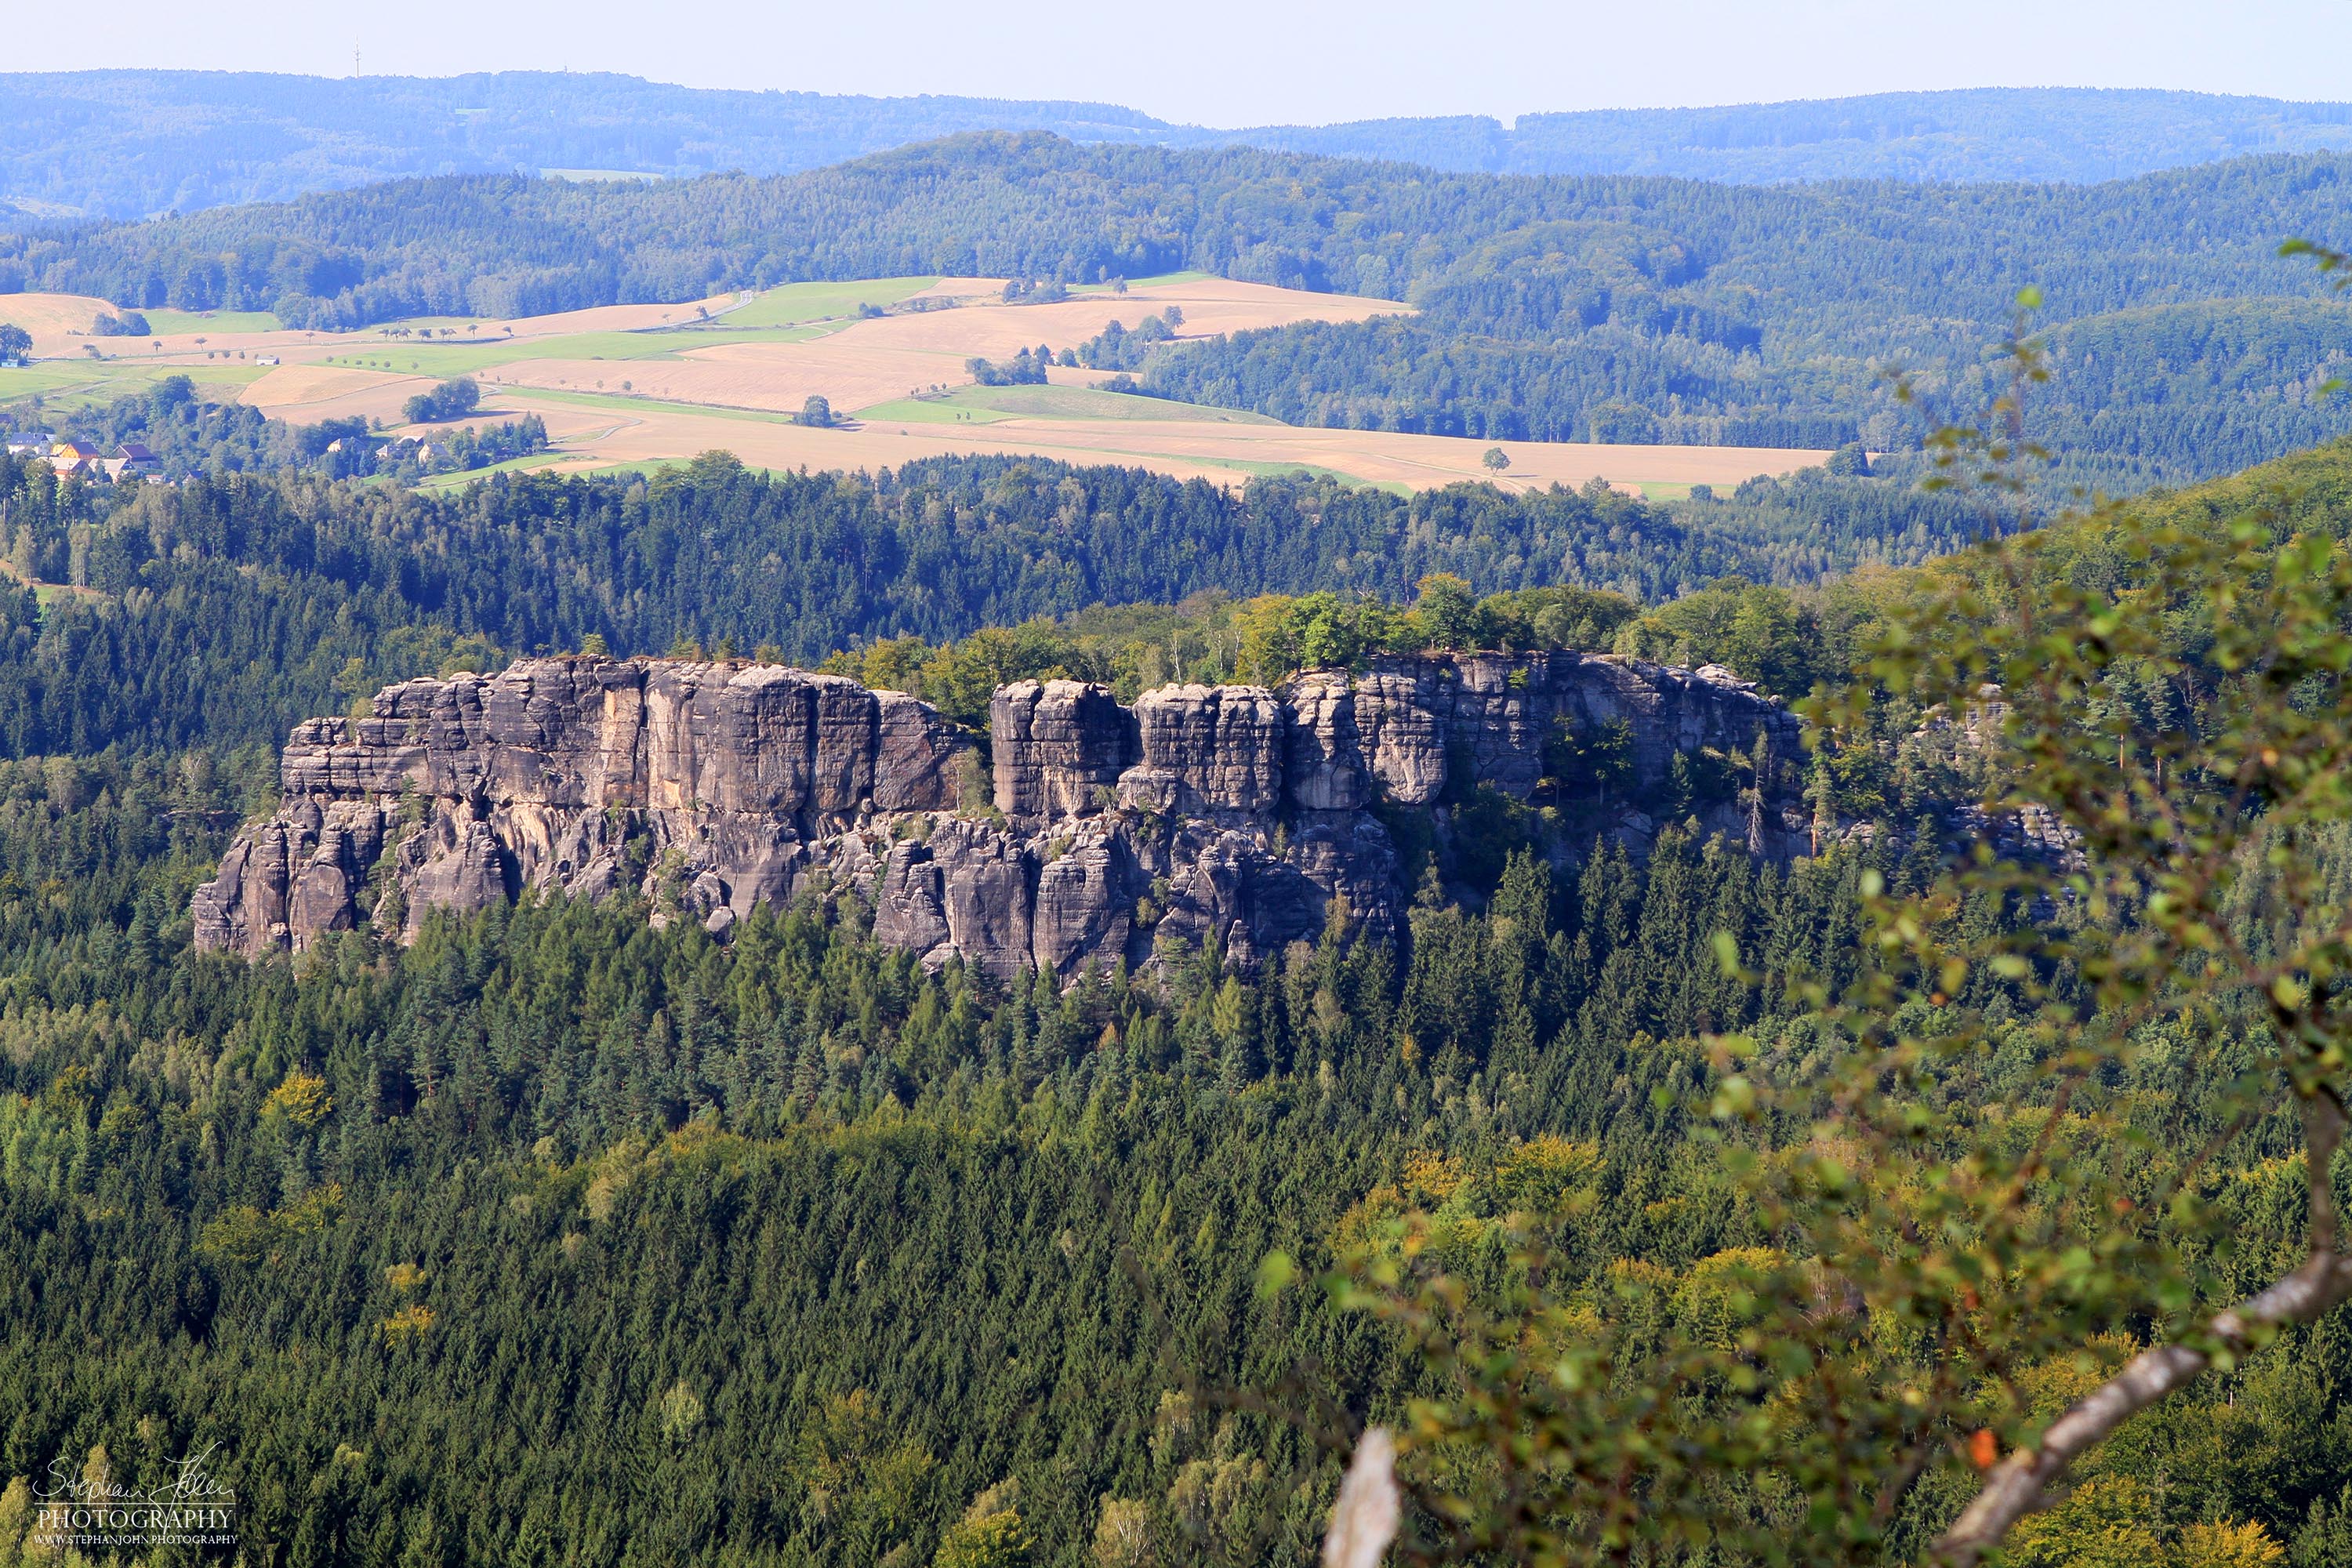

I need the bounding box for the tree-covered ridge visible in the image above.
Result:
[11,383,2351,778]
[0,416,1998,762]
[1138,291,2352,490]
[16,136,2351,332]
[0,71,1200,221]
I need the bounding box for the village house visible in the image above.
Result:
[47,438,101,478]
[102,441,162,481]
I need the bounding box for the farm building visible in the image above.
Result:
[103,442,161,481]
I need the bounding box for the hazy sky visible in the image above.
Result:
[80,0,2352,126]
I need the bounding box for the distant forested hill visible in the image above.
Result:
[9,132,2352,488]
[0,71,1185,222]
[11,136,2351,334]
[6,74,2352,221]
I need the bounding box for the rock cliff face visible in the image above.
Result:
[194,652,1808,976]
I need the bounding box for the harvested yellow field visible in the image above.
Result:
[245,364,440,423]
[481,275,1403,413]
[0,292,125,354]
[485,387,1823,496]
[867,277,1396,358]
[495,343,947,416]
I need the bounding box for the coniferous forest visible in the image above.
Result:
[1,416,2349,1564]
[3,99,2352,1568]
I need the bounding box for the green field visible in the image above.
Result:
[853,383,1284,427]
[1201,458,1410,493]
[143,308,283,335]
[0,361,270,411]
[412,452,572,491]
[713,277,938,328]
[539,168,662,183]
[325,322,840,378]
[1073,270,1217,293]
[517,387,797,425]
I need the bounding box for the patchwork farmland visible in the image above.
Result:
[0,274,1830,495]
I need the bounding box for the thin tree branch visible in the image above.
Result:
[1933,1089,2351,1566]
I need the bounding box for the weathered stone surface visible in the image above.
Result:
[404,808,512,933]
[195,656,972,957]
[1031,829,1135,979]
[873,840,955,963]
[1133,684,1285,816]
[874,691,971,813]
[1348,665,1450,804]
[194,650,1811,977]
[928,818,1036,980]
[1283,673,1373,811]
[990,680,1134,820]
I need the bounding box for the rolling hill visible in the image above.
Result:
[9,133,2352,492]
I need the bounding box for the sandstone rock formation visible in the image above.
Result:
[194,652,1809,976]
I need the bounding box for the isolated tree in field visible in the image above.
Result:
[798,395,834,428]
[1826,439,1873,476]
[1481,446,1510,474]
[0,324,27,361]
[403,377,481,424]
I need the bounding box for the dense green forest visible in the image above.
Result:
[1137,291,2352,489]
[10,133,2351,488]
[16,136,2349,332]
[6,434,2352,1562]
